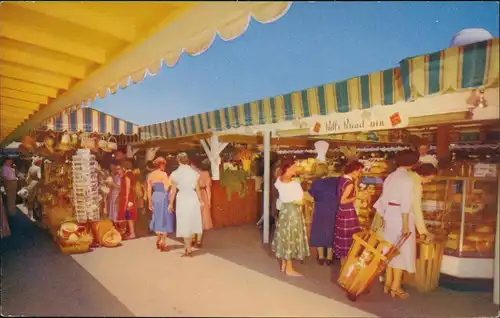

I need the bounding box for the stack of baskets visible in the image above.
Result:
[72,149,101,223]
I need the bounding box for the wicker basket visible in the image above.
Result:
[404,233,446,292]
[338,231,409,301]
[57,238,91,254]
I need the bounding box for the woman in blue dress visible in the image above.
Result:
[147,156,175,252]
[308,163,339,266]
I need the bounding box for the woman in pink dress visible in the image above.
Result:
[191,160,213,247]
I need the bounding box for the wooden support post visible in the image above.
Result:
[200,134,228,181]
[436,125,451,167]
[262,129,271,244]
[494,170,500,305]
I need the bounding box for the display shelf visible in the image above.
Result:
[441,173,498,264]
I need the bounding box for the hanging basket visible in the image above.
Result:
[98,135,108,150]
[107,136,118,151]
[80,132,93,149]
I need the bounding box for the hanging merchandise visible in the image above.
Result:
[127,144,139,159]
[234,147,255,171]
[72,149,101,223]
[220,168,249,201]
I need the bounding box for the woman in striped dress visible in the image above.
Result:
[333,160,365,265]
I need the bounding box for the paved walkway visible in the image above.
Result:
[1,210,498,317]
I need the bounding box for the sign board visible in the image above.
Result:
[306,108,409,136]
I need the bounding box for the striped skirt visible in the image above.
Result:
[333,204,360,258]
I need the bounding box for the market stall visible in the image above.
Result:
[135,37,499,299]
[14,108,139,254]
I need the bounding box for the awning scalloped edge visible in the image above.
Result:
[71,2,293,111]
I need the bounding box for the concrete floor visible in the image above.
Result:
[1,210,499,317]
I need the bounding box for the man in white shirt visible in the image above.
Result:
[2,157,18,216]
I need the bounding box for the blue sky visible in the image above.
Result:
[91,1,499,126]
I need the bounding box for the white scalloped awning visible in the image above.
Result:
[0,1,292,146]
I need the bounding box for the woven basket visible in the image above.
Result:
[57,238,91,254]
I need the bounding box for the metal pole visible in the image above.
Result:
[494,170,500,305]
[459,180,467,255]
[262,129,271,244]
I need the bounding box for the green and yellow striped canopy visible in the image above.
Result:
[400,37,499,100]
[140,38,499,140]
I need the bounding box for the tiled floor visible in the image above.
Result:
[1,209,498,317]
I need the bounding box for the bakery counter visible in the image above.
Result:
[426,174,499,279]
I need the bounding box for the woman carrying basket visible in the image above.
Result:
[373,150,420,299]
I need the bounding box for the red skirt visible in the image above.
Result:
[118,195,138,221]
[333,204,360,258]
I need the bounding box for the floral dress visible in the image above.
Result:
[271,178,310,261]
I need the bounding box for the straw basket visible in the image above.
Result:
[107,136,118,151]
[58,240,91,254]
[338,231,409,301]
[98,135,108,150]
[405,233,446,292]
[91,220,122,247]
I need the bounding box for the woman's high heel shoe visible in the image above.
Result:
[383,284,391,294]
[156,238,161,249]
[390,289,409,299]
[181,249,193,257]
[158,241,170,252]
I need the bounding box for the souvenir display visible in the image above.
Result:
[72,149,101,223]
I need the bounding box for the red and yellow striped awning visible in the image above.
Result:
[40,108,138,135]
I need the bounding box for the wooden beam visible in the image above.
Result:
[218,134,263,145]
[0,20,107,64]
[0,108,34,118]
[0,104,39,113]
[408,111,469,127]
[0,97,40,110]
[271,137,310,148]
[0,110,33,119]
[0,88,49,104]
[0,62,72,89]
[1,121,22,128]
[0,44,87,79]
[10,2,136,42]
[0,77,59,98]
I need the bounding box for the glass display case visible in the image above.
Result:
[429,174,499,279]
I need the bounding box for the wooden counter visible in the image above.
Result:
[211,179,259,229]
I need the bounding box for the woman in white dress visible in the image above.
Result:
[373,150,419,299]
[168,152,203,257]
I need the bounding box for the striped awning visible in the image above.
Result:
[40,107,138,135]
[0,2,293,145]
[399,38,499,100]
[140,37,499,141]
[140,67,403,139]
